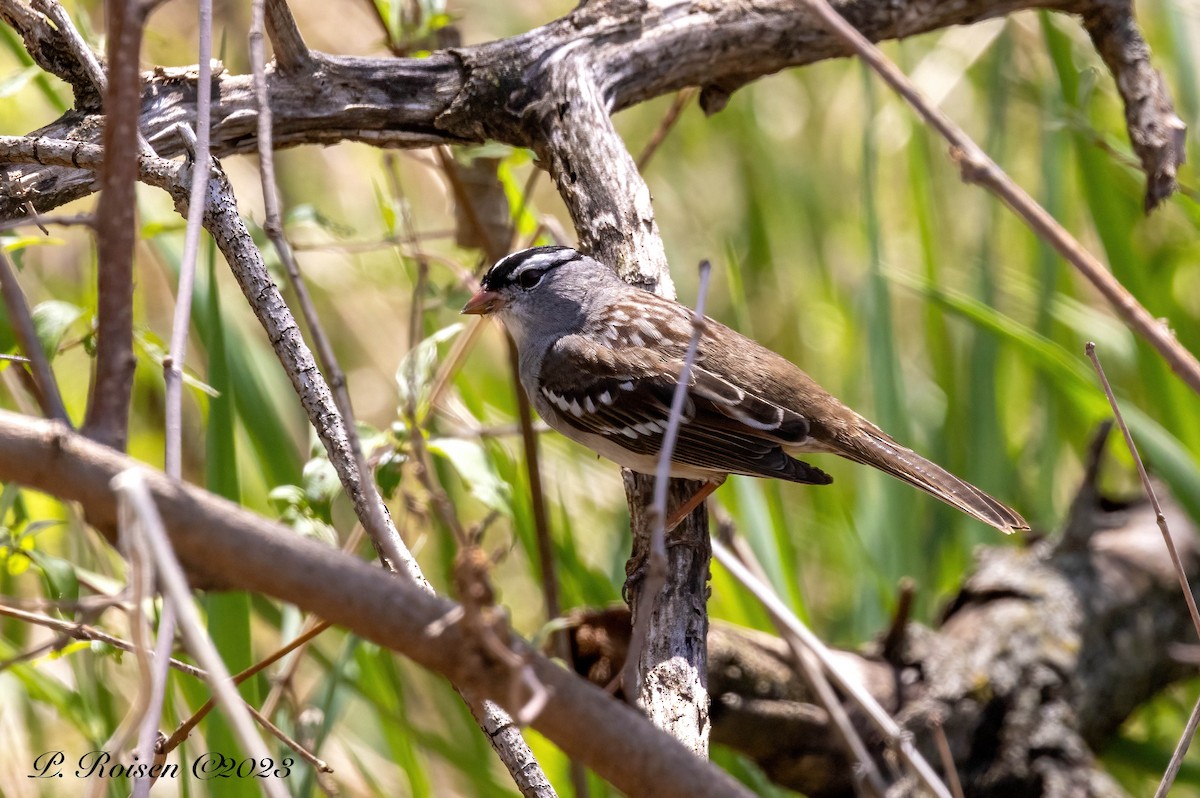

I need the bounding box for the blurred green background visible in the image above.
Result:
[1,0,1199,795]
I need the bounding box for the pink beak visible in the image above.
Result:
[461,288,504,315]
[461,288,505,316]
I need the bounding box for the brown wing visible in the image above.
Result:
[537,335,832,484]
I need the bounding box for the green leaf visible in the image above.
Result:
[27,549,80,604]
[427,437,511,513]
[31,300,83,360]
[302,456,341,516]
[268,484,305,511]
[2,235,65,253]
[396,323,463,417]
[375,447,407,498]
[133,328,220,396]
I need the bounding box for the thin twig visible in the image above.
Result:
[1085,342,1200,641]
[728,532,888,798]
[0,602,203,678]
[930,716,966,798]
[111,469,288,798]
[243,702,332,773]
[800,0,1200,398]
[131,602,175,798]
[163,617,332,752]
[0,249,69,422]
[91,475,157,798]
[164,0,213,480]
[622,260,712,700]
[636,88,696,171]
[1154,692,1200,798]
[711,537,953,798]
[1086,342,1200,798]
[249,0,411,579]
[140,7,213,781]
[0,212,94,233]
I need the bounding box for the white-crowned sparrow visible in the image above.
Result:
[463,245,1028,534]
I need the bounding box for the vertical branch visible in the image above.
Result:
[83,0,147,451]
[112,469,288,798]
[533,58,711,755]
[164,11,214,479]
[0,250,69,422]
[143,0,214,785]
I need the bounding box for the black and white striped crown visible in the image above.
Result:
[481,246,582,290]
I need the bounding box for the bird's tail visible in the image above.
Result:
[836,429,1028,534]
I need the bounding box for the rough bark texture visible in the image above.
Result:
[623,471,713,756]
[0,410,753,798]
[4,0,1186,219]
[0,0,1190,793]
[569,458,1199,797]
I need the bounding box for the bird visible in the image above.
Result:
[462,245,1028,534]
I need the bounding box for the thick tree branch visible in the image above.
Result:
[0,0,102,108]
[0,409,753,798]
[569,482,1199,798]
[4,0,1184,219]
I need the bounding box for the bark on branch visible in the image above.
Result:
[567,460,1200,797]
[0,409,753,798]
[0,0,1182,217]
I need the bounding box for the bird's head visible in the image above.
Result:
[462,245,609,348]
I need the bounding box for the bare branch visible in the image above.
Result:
[0,601,202,678]
[29,0,106,103]
[13,0,1184,220]
[249,0,410,582]
[1085,342,1200,640]
[0,249,69,423]
[263,0,310,73]
[82,0,146,451]
[0,411,754,798]
[1081,0,1187,210]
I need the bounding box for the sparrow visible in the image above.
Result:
[462,245,1027,534]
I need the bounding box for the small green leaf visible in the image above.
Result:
[2,235,65,253]
[292,515,339,547]
[396,323,464,417]
[427,438,510,513]
[31,301,84,360]
[375,447,407,498]
[302,457,341,516]
[140,219,186,238]
[27,550,80,603]
[268,484,305,512]
[49,640,91,660]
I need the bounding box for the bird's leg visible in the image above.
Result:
[664,478,723,532]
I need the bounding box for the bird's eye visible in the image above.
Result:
[516,268,547,289]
